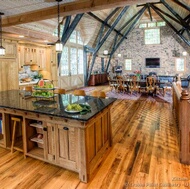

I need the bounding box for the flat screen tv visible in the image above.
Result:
[115,66,122,73]
[145,58,160,68]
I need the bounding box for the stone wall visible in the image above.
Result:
[112,26,190,77]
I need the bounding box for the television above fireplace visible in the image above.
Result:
[145,58,160,68]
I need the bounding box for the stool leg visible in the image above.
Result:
[11,121,17,153]
[22,121,26,159]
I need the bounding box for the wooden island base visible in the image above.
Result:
[0,106,112,183]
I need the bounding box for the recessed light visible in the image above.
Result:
[19,35,24,38]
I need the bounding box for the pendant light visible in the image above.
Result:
[55,0,63,52]
[0,12,5,56]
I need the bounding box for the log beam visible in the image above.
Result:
[2,0,159,27]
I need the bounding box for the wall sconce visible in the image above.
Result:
[182,51,187,56]
[103,50,108,55]
[0,12,5,56]
[118,53,121,57]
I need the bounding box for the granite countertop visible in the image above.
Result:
[0,90,116,121]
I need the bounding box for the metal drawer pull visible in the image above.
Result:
[63,127,69,130]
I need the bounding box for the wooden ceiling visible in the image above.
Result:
[0,0,189,50]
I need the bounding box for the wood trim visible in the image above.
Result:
[2,0,159,27]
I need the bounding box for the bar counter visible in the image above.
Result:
[0,90,116,183]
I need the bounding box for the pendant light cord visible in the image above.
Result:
[57,1,60,41]
[0,13,3,47]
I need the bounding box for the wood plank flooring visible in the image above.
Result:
[0,86,190,189]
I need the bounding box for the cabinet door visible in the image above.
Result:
[55,125,79,171]
[43,122,56,162]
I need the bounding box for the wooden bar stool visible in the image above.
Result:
[11,117,24,154]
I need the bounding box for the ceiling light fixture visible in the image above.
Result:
[0,12,5,56]
[55,0,63,52]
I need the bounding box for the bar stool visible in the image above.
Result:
[11,117,24,154]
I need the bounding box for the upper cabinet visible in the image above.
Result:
[18,44,52,70]
[0,40,17,59]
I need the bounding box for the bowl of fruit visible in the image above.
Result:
[65,103,91,114]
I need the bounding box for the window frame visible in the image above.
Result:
[124,59,132,71]
[59,30,84,76]
[175,57,186,72]
[144,28,161,45]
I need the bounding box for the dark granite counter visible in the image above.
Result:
[0,90,116,121]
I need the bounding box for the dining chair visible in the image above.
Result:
[128,75,140,95]
[107,76,117,91]
[146,76,157,95]
[116,76,127,93]
[73,89,86,96]
[54,88,66,94]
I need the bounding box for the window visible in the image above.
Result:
[157,21,166,27]
[69,30,77,43]
[144,28,160,44]
[148,22,156,27]
[60,47,69,76]
[139,21,165,28]
[139,23,147,28]
[125,59,132,71]
[59,30,84,76]
[176,58,185,72]
[77,31,83,45]
[78,49,83,74]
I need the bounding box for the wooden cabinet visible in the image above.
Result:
[55,124,79,171]
[0,59,19,91]
[43,122,56,162]
[88,73,108,86]
[26,119,78,171]
[18,44,50,70]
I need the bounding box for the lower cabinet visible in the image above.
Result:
[55,124,78,171]
[25,118,78,171]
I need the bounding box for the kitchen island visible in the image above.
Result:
[0,90,116,182]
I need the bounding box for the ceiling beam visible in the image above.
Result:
[150,4,190,46]
[2,0,159,27]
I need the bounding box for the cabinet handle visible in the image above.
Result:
[63,127,69,130]
[43,127,47,131]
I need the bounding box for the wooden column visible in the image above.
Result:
[179,90,190,164]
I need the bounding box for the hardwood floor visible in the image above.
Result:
[0,86,189,189]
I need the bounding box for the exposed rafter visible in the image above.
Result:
[57,13,84,67]
[150,4,190,46]
[87,12,127,39]
[86,6,129,83]
[172,0,190,12]
[161,0,190,30]
[106,5,147,72]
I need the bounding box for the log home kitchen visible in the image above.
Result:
[0,0,190,188]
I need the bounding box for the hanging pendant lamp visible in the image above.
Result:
[0,12,5,56]
[55,0,63,52]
